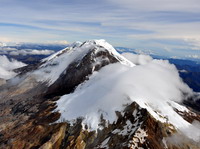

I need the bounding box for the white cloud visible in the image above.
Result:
[0,55,26,80]
[0,47,56,56]
[9,49,55,56]
[184,38,200,50]
[0,47,18,51]
[122,53,153,65]
[164,47,172,52]
[134,49,155,55]
[170,56,181,59]
[46,40,69,45]
[56,53,196,142]
[185,54,200,59]
[167,120,200,144]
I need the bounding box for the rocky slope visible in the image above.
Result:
[0,40,200,149]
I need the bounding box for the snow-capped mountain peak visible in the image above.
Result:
[1,39,199,149]
[34,39,134,85]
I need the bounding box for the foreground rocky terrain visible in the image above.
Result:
[0,40,200,149]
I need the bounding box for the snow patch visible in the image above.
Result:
[94,40,135,67]
[118,120,138,136]
[99,137,110,149]
[34,44,94,84]
[162,137,168,149]
[128,128,148,149]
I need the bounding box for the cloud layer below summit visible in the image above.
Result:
[0,55,26,80]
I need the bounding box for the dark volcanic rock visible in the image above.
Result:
[45,48,119,98]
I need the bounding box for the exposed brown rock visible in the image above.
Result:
[174,108,200,123]
[40,123,67,149]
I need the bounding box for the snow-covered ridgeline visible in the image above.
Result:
[33,39,135,85]
[93,40,135,67]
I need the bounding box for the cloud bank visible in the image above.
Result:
[56,53,198,141]
[185,54,200,59]
[0,55,26,80]
[0,47,55,56]
[9,49,55,56]
[122,53,153,65]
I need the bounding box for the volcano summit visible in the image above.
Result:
[0,40,200,149]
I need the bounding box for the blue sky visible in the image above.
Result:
[0,0,200,58]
